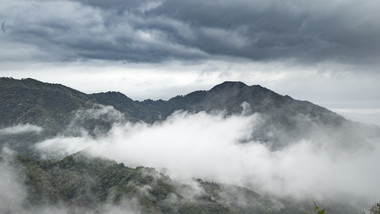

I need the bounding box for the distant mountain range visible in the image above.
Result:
[0,77,376,214]
[1,77,378,152]
[0,77,340,125]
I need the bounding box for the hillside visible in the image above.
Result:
[1,78,344,127]
[1,77,375,152]
[0,77,377,214]
[2,151,354,214]
[0,78,92,133]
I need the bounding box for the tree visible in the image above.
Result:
[314,202,325,214]
[370,202,380,214]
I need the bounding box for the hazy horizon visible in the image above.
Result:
[1,0,380,125]
[1,1,380,212]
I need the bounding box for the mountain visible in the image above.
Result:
[92,81,343,124]
[0,77,375,214]
[0,78,92,133]
[7,152,315,214]
[136,81,350,148]
[1,77,378,152]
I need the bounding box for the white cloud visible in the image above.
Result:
[0,154,27,214]
[35,110,380,207]
[1,0,380,117]
[2,58,380,119]
[137,0,165,13]
[0,147,144,214]
[200,27,250,49]
[331,108,380,126]
[0,124,43,135]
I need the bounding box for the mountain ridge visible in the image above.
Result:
[1,77,338,120]
[0,77,377,214]
[0,77,373,152]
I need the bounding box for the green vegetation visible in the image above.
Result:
[0,77,376,213]
[370,202,380,214]
[0,152,331,214]
[0,77,345,130]
[0,77,366,153]
[0,78,91,132]
[10,153,309,214]
[314,202,325,214]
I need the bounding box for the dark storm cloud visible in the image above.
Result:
[149,0,380,64]
[1,22,6,34]
[1,0,379,65]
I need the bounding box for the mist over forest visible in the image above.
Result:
[1,78,379,214]
[1,0,380,213]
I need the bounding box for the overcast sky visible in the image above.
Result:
[1,0,380,124]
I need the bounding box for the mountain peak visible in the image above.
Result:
[208,81,273,99]
[211,81,248,90]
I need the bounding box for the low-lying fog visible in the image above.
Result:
[33,106,380,208]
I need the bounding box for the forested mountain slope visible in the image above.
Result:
[0,77,377,214]
[1,77,377,151]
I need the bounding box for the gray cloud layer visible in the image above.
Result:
[1,0,379,66]
[36,109,380,207]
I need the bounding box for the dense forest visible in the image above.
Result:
[1,78,379,214]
